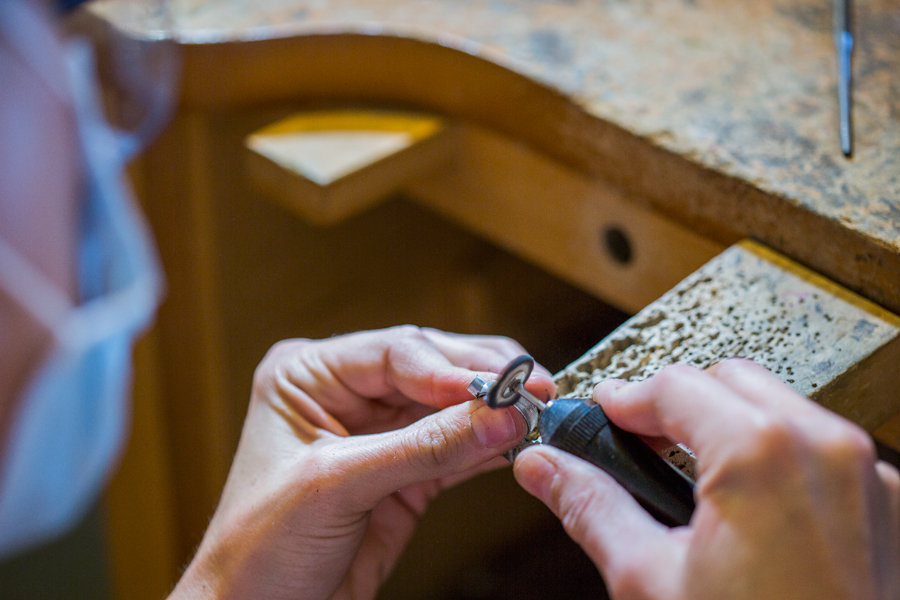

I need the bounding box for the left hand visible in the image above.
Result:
[170,326,555,600]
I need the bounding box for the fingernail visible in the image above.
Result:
[471,404,522,448]
[513,449,557,504]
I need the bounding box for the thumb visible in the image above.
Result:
[331,400,525,510]
[513,445,683,599]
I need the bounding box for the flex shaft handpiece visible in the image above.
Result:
[468,355,695,527]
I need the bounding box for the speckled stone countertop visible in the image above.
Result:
[135,0,899,305]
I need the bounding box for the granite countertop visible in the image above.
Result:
[124,0,900,304]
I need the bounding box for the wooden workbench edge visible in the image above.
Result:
[172,32,900,315]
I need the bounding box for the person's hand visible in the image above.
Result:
[170,326,555,600]
[514,359,900,600]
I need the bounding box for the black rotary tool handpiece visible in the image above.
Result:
[473,355,695,527]
[540,398,695,527]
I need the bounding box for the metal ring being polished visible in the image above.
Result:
[485,355,534,408]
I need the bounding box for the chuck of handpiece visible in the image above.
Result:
[539,398,695,527]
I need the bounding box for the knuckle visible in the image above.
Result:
[407,418,463,470]
[250,364,269,396]
[743,414,799,459]
[741,410,874,467]
[270,337,310,360]
[716,357,763,375]
[386,325,432,362]
[251,348,281,396]
[710,414,878,493]
[253,339,303,376]
[652,364,702,388]
[647,364,705,400]
[391,324,426,342]
[813,421,876,464]
[251,339,309,397]
[702,414,805,483]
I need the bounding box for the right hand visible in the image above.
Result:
[514,359,900,600]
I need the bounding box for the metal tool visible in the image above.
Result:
[834,0,853,157]
[469,355,695,527]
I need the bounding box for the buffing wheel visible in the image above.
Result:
[485,355,534,408]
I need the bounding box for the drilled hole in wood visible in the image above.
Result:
[603,226,633,265]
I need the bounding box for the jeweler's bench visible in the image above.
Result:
[97,2,900,598]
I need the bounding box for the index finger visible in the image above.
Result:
[314,326,553,411]
[312,326,488,409]
[420,328,554,378]
[593,365,766,463]
[418,328,557,403]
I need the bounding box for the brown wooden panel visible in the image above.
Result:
[104,329,179,600]
[406,125,725,314]
[139,113,233,562]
